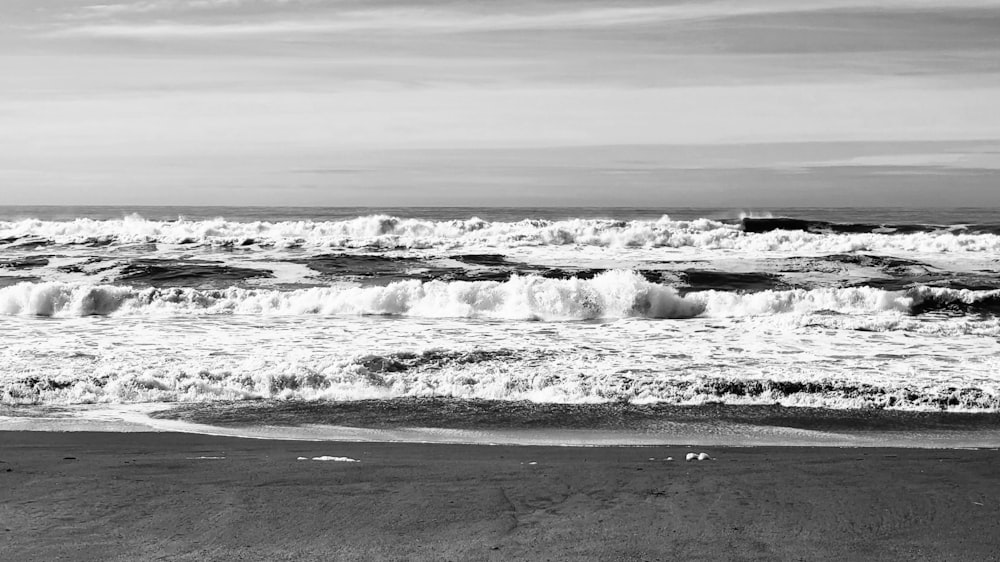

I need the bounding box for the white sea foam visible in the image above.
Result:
[0,271,956,320]
[3,214,999,253]
[0,271,699,319]
[691,286,913,317]
[3,307,998,409]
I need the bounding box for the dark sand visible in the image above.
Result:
[2,432,999,561]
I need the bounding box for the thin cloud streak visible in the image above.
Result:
[47,0,1000,38]
[4,84,999,151]
[77,0,313,15]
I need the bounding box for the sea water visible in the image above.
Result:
[2,206,1000,417]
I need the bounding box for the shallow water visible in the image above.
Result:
[5,401,1000,448]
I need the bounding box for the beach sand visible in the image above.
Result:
[2,431,999,561]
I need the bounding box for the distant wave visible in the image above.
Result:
[742,216,1000,236]
[3,271,996,320]
[3,214,1000,253]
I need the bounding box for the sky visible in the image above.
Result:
[1,0,999,206]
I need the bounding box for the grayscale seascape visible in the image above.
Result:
[3,1,1000,560]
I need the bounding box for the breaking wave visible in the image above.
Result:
[2,270,995,320]
[0,271,703,320]
[5,349,998,411]
[3,214,1000,253]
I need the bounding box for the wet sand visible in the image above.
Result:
[2,431,1000,561]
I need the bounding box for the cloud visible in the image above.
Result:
[4,83,999,154]
[48,0,1000,38]
[791,151,1000,170]
[75,0,315,17]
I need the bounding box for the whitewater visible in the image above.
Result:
[4,213,1000,252]
[2,207,999,412]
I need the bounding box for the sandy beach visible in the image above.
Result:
[3,431,999,561]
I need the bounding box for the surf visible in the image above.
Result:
[4,271,994,319]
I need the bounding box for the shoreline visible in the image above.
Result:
[5,400,1000,449]
[3,430,1000,561]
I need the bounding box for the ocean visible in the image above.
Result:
[2,206,1000,440]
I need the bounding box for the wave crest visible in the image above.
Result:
[4,272,996,320]
[0,271,705,320]
[4,214,999,253]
